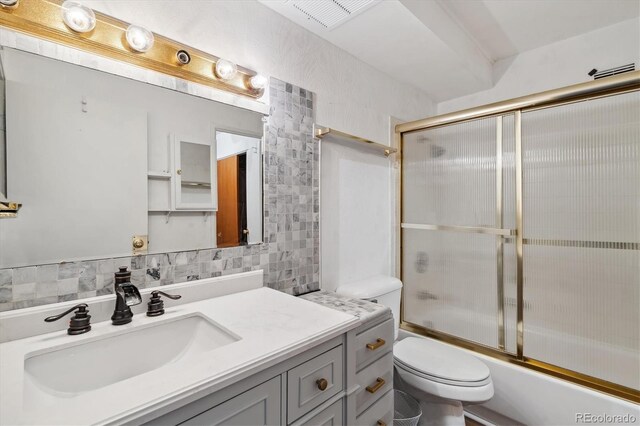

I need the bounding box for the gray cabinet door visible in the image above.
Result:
[296,399,343,426]
[287,346,344,423]
[180,377,281,426]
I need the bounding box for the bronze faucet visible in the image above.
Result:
[111,266,142,325]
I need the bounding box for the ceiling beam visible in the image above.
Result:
[399,0,494,90]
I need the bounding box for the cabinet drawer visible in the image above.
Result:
[180,376,281,426]
[287,345,344,423]
[355,390,393,426]
[355,319,394,370]
[294,398,343,426]
[355,351,393,415]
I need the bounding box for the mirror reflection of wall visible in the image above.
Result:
[216,132,262,247]
[0,47,264,269]
[0,48,148,268]
[181,142,213,186]
[0,53,5,201]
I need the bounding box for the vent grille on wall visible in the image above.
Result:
[593,63,635,80]
[290,0,379,29]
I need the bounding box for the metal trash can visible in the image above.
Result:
[393,390,422,426]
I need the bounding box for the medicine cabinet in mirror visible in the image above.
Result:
[0,47,265,269]
[172,135,217,211]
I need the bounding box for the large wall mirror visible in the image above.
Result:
[0,47,265,269]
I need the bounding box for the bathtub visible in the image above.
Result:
[398,328,640,425]
[403,305,639,389]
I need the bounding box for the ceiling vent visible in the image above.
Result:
[593,63,635,80]
[289,0,380,29]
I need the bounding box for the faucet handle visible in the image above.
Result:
[44,303,92,335]
[147,290,182,317]
[152,290,182,300]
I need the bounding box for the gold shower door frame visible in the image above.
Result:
[395,71,640,403]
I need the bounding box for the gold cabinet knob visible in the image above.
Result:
[132,238,145,249]
[316,378,328,391]
[176,169,182,175]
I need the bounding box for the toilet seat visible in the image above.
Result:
[394,358,491,387]
[393,337,490,384]
[393,337,494,402]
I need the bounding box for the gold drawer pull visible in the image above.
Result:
[377,421,386,426]
[366,338,386,351]
[316,378,328,391]
[366,377,385,394]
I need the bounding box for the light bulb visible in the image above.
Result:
[215,59,237,80]
[126,25,154,53]
[0,0,19,8]
[61,1,96,33]
[248,74,268,90]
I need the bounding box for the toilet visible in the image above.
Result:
[336,276,494,426]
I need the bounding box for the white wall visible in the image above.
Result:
[87,0,436,144]
[320,139,394,291]
[83,0,436,290]
[0,49,148,268]
[438,18,640,114]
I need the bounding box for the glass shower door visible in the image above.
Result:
[402,116,517,350]
[400,82,640,400]
[521,91,640,390]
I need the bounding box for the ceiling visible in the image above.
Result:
[442,0,640,61]
[260,0,640,102]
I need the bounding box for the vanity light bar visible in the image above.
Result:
[0,0,266,99]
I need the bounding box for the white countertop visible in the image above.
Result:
[0,287,359,425]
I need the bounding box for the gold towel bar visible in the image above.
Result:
[0,200,21,218]
[314,125,398,157]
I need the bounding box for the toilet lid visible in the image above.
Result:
[393,337,490,384]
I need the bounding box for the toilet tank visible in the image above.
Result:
[335,275,403,339]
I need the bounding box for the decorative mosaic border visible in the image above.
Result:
[0,77,318,311]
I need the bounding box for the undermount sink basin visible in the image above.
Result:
[24,314,239,395]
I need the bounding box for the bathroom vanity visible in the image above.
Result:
[0,271,394,425]
[300,291,396,426]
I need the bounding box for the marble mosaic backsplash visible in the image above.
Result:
[0,247,289,311]
[0,76,319,311]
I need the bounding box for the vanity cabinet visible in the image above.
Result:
[294,399,343,426]
[144,312,395,426]
[354,389,394,426]
[352,317,395,426]
[147,337,347,426]
[180,377,281,426]
[287,345,343,423]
